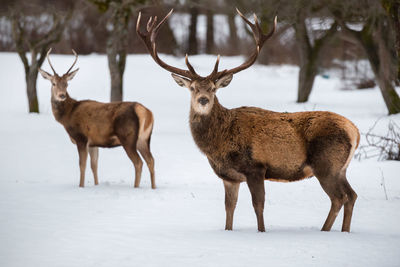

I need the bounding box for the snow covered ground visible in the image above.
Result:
[0,52,399,267]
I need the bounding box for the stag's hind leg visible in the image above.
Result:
[246,171,266,232]
[341,175,357,232]
[317,173,357,232]
[223,180,240,230]
[308,133,357,232]
[89,147,99,185]
[137,138,155,189]
[317,175,345,231]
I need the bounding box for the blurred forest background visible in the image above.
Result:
[0,0,399,115]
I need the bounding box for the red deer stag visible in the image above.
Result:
[39,49,155,188]
[137,9,359,232]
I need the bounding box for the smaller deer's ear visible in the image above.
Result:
[215,73,233,89]
[171,73,191,88]
[66,68,79,81]
[39,69,53,80]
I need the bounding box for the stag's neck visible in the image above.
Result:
[189,97,232,155]
[51,93,78,124]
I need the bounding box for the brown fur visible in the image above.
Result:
[137,9,359,232]
[40,67,155,189]
[189,96,359,232]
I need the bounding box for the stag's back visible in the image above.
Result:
[231,108,359,180]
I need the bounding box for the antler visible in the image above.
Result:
[45,48,78,75]
[46,48,58,75]
[208,9,277,81]
[136,9,200,80]
[66,49,78,74]
[136,9,276,82]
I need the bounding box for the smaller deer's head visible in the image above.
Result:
[136,9,276,116]
[39,48,79,101]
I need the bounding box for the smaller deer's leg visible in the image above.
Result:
[223,180,240,230]
[88,146,99,185]
[77,143,88,188]
[246,175,266,232]
[341,178,357,232]
[137,140,156,189]
[122,144,143,188]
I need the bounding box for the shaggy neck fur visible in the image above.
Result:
[189,97,232,155]
[51,93,77,123]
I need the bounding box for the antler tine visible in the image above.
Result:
[136,9,200,79]
[136,12,143,35]
[209,9,276,79]
[46,48,58,75]
[207,55,225,79]
[147,16,157,33]
[185,54,199,76]
[66,49,78,74]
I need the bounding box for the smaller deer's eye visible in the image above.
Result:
[52,83,56,86]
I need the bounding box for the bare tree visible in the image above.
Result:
[205,7,215,54]
[331,0,400,114]
[90,0,147,102]
[294,11,337,102]
[11,9,72,113]
[381,0,400,84]
[188,0,199,55]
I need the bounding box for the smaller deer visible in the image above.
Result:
[39,49,155,188]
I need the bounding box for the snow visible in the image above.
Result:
[0,52,399,267]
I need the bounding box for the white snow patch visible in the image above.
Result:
[0,53,399,267]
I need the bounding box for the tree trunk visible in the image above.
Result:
[188,5,198,55]
[381,0,400,83]
[295,19,315,103]
[25,67,39,113]
[205,9,214,54]
[107,4,129,102]
[228,13,238,43]
[297,58,318,103]
[108,48,126,102]
[361,35,400,114]
[295,18,337,103]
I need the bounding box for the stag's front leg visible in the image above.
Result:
[77,143,88,187]
[223,180,240,230]
[246,174,266,232]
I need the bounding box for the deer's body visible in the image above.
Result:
[40,49,155,188]
[191,98,359,184]
[52,95,153,149]
[137,9,359,232]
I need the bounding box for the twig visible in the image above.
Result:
[379,168,388,200]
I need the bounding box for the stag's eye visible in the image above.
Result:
[190,87,195,92]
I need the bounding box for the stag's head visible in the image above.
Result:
[137,9,276,115]
[39,48,79,101]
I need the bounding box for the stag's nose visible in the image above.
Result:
[198,97,209,106]
[59,94,66,100]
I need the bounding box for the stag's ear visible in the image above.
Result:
[215,73,233,89]
[39,69,53,80]
[66,68,79,81]
[171,73,191,88]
